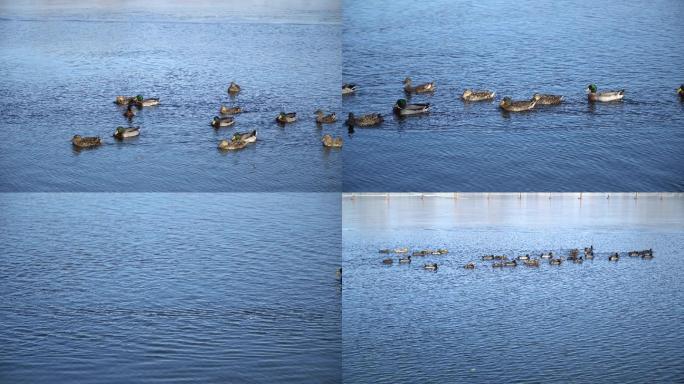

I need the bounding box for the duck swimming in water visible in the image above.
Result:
[315,110,337,124]
[393,99,430,116]
[423,263,438,271]
[399,256,412,264]
[211,116,235,128]
[608,252,620,261]
[220,106,242,115]
[276,112,297,124]
[228,81,241,94]
[321,134,343,148]
[403,77,435,94]
[217,130,257,151]
[678,85,684,100]
[586,84,624,102]
[113,126,140,140]
[464,262,476,269]
[500,96,537,112]
[342,83,357,95]
[382,258,393,265]
[532,93,564,105]
[461,89,496,102]
[345,112,384,127]
[123,105,136,118]
[71,135,101,148]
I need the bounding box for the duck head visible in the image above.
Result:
[532,93,542,101]
[136,94,143,101]
[586,84,597,93]
[396,99,407,108]
[501,97,512,106]
[678,85,684,95]
[462,89,473,98]
[403,77,412,85]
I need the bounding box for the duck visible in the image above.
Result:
[678,85,684,100]
[569,249,579,259]
[503,260,518,267]
[228,81,241,94]
[482,255,494,261]
[436,249,449,254]
[586,84,624,102]
[413,250,429,256]
[499,96,537,112]
[315,110,337,124]
[131,95,160,107]
[628,250,640,257]
[492,262,504,268]
[393,99,430,116]
[573,257,584,264]
[399,256,412,264]
[115,96,135,105]
[641,253,654,259]
[532,93,564,105]
[220,106,242,115]
[461,89,496,102]
[211,116,235,128]
[549,258,562,265]
[541,252,553,259]
[608,252,620,261]
[382,258,393,265]
[393,247,409,254]
[423,263,438,271]
[113,126,140,140]
[524,259,540,267]
[322,134,343,148]
[123,105,136,118]
[71,135,101,148]
[493,255,508,260]
[218,130,257,151]
[345,112,384,127]
[276,112,297,124]
[517,254,530,260]
[403,77,435,94]
[464,262,476,269]
[584,246,594,256]
[379,249,391,254]
[342,83,357,95]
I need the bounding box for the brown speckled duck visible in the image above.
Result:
[228,81,241,94]
[462,89,496,102]
[315,110,337,124]
[403,77,435,94]
[72,135,101,148]
[345,112,384,127]
[321,134,343,148]
[532,93,564,105]
[220,106,242,115]
[499,96,537,112]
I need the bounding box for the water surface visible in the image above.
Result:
[343,193,684,383]
[0,193,341,383]
[342,0,684,191]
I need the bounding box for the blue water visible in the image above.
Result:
[342,0,684,191]
[342,193,684,383]
[0,193,341,383]
[0,2,341,191]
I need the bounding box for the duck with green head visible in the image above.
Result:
[132,94,160,107]
[113,126,140,139]
[211,115,235,128]
[276,112,297,124]
[586,84,624,102]
[393,98,430,116]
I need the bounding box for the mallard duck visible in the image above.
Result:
[423,263,438,271]
[464,262,476,269]
[500,96,537,112]
[482,255,494,261]
[399,256,412,264]
[345,112,383,127]
[115,96,135,105]
[322,134,343,148]
[276,112,297,124]
[71,135,101,148]
[393,247,409,254]
[228,81,241,94]
[211,116,235,128]
[220,106,242,115]
[113,126,140,139]
[393,99,430,116]
[608,252,620,261]
[403,77,435,94]
[382,258,393,265]
[532,93,564,105]
[524,259,540,267]
[123,105,136,118]
[549,258,562,265]
[503,260,518,267]
[586,84,624,102]
[131,95,160,107]
[678,85,684,100]
[342,83,357,95]
[217,130,257,151]
[462,89,496,102]
[315,110,337,124]
[437,249,448,254]
[493,255,508,260]
[413,250,429,256]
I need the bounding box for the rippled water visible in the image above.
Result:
[0,2,341,191]
[0,193,341,383]
[342,194,684,383]
[342,0,684,191]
